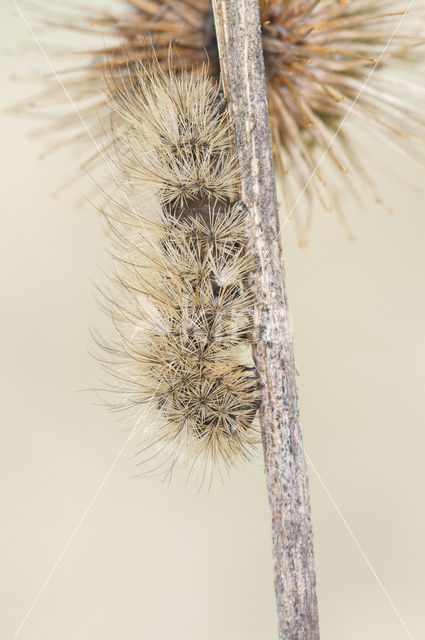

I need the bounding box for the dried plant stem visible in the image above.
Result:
[211,1,320,638]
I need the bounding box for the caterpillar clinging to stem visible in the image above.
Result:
[97,59,261,479]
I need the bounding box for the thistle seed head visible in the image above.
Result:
[27,0,425,242]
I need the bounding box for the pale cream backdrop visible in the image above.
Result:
[1,2,424,639]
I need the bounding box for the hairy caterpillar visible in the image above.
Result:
[97,61,261,479]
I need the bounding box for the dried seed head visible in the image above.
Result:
[24,0,425,242]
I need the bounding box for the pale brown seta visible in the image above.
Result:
[97,62,261,482]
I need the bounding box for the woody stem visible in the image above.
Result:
[211,2,320,638]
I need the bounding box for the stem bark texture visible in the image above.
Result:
[212,2,320,638]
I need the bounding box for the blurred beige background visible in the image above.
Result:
[1,2,424,639]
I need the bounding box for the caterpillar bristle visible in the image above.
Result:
[98,60,260,479]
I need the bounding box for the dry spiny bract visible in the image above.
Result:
[28,0,425,242]
[98,64,260,480]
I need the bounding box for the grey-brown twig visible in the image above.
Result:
[211,2,320,638]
